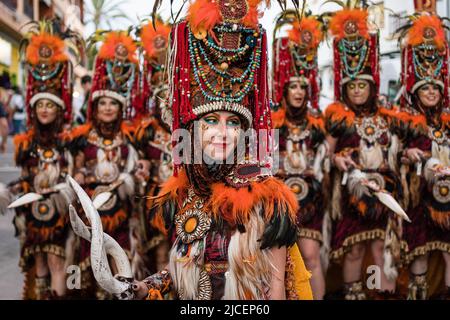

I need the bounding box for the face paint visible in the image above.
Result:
[197,111,243,163]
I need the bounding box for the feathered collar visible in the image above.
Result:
[272,106,325,133]
[152,167,298,235]
[63,121,135,142]
[325,101,394,125]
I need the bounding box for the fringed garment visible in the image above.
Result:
[325,102,407,262]
[273,107,328,244]
[64,122,137,292]
[400,108,450,263]
[133,116,173,274]
[145,165,313,300]
[13,130,73,272]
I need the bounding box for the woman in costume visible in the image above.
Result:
[133,18,172,275]
[397,12,450,300]
[271,11,328,299]
[9,20,80,299]
[65,30,141,298]
[324,2,408,299]
[68,0,313,300]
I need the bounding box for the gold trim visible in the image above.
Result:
[20,244,65,269]
[406,241,450,264]
[298,228,323,244]
[330,228,408,261]
[204,261,228,274]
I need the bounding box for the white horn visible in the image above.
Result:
[68,205,132,278]
[67,176,132,296]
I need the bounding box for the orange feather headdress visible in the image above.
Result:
[329,9,369,40]
[21,19,81,125]
[98,31,137,63]
[25,33,68,65]
[141,20,171,60]
[187,0,265,35]
[272,10,324,110]
[288,16,323,51]
[399,12,449,108]
[407,14,446,50]
[88,30,141,120]
[327,6,379,101]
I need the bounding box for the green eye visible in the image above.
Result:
[349,83,356,90]
[227,118,241,127]
[203,116,218,125]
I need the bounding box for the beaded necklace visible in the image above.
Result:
[338,36,368,79]
[412,44,443,81]
[188,24,262,103]
[106,60,136,98]
[30,62,62,82]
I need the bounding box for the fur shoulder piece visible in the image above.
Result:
[121,121,136,142]
[441,109,450,129]
[13,130,34,161]
[151,170,189,234]
[324,102,355,127]
[134,117,161,142]
[63,123,92,142]
[405,108,427,133]
[271,107,286,129]
[306,108,325,133]
[210,167,298,227]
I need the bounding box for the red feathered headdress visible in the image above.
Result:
[89,31,141,120]
[272,13,323,110]
[329,7,379,101]
[168,0,272,173]
[400,12,449,108]
[22,20,76,125]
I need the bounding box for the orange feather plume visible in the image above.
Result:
[13,130,34,161]
[306,112,325,132]
[271,107,286,129]
[329,9,369,40]
[324,102,355,127]
[98,32,137,63]
[187,0,221,34]
[141,20,171,60]
[25,33,68,65]
[242,0,264,28]
[210,176,298,226]
[288,17,323,50]
[407,14,446,50]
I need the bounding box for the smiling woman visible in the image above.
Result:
[71,0,313,301]
[64,30,141,299]
[324,3,407,300]
[10,20,80,300]
[198,111,243,163]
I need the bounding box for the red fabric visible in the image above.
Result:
[88,57,107,120]
[61,62,72,123]
[333,39,342,101]
[310,67,319,109]
[369,33,380,94]
[272,37,292,105]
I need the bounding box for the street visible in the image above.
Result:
[0,137,24,299]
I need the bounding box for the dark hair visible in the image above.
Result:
[81,75,92,84]
[31,102,64,146]
[91,97,123,138]
[282,80,309,123]
[342,80,378,114]
[411,83,443,116]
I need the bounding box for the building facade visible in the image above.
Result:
[0,0,85,88]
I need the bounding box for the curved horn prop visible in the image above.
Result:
[67,176,133,296]
[68,205,133,278]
